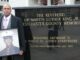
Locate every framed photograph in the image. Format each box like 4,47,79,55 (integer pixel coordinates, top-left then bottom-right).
0,29,20,56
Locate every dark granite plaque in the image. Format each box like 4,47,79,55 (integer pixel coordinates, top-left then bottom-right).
14,6,80,60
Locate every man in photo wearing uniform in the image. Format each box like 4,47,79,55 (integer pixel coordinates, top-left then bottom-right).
0,36,20,56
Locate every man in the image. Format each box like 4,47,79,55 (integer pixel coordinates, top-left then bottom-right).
0,3,25,60
0,36,20,56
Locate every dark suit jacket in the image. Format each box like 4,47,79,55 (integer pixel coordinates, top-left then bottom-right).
0,15,25,52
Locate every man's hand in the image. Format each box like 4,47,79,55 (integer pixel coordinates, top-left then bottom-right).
19,50,24,55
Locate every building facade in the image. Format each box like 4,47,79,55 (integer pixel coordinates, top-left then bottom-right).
0,0,80,8
0,0,80,15
9,0,80,8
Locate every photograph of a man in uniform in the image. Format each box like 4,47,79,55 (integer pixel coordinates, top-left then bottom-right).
0,36,20,56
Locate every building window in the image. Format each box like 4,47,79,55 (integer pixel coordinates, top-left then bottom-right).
37,0,47,5
1,0,9,2
40,0,47,5
51,0,65,5
51,0,58,5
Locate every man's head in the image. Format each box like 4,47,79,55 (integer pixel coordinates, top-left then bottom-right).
2,3,12,17
3,36,13,47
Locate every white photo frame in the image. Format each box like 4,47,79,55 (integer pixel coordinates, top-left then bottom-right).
0,29,20,56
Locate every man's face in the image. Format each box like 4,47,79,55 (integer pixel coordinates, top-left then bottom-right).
2,4,11,17
4,39,13,47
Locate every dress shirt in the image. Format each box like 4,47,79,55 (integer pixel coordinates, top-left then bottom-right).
2,15,11,29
